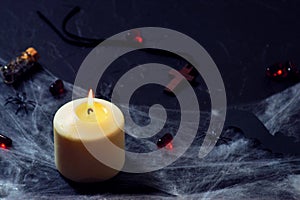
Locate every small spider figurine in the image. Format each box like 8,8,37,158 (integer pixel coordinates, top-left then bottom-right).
5,92,36,115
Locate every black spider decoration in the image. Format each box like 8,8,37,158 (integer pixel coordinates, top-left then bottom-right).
5,92,36,115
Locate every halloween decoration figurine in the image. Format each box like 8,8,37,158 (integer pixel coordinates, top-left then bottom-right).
157,133,173,150
5,92,37,115
0,133,12,149
0,47,39,84
126,29,143,44
49,79,65,96
266,61,299,81
164,64,198,94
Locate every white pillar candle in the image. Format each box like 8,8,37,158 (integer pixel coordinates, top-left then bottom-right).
53,90,125,182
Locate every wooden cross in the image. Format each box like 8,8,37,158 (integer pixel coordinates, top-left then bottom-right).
164,64,197,94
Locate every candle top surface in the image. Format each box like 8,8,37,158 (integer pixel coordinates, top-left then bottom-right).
75,101,109,123
53,98,124,141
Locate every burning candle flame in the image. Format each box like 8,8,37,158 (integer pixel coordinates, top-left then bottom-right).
87,89,94,106
87,89,94,115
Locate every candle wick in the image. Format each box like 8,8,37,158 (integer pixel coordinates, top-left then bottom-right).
87,108,94,115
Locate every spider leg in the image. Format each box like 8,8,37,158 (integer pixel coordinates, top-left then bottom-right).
4,101,12,106
5,97,14,101
25,103,35,111
15,105,22,115
5,100,17,105
6,100,21,106
27,101,37,107
16,93,21,99
24,105,28,115
22,92,27,100
27,100,36,104
4,97,14,105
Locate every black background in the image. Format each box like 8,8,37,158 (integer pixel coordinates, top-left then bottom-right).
1,0,300,106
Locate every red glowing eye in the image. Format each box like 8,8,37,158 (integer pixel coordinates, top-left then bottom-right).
1,143,6,149
134,36,143,43
277,70,283,75
166,142,173,150
157,133,173,149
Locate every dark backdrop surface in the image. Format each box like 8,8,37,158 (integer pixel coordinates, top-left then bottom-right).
0,0,300,105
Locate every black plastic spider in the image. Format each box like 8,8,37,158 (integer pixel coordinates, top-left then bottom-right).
4,92,36,115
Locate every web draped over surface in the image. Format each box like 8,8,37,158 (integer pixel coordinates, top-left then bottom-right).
240,82,300,141
0,69,299,200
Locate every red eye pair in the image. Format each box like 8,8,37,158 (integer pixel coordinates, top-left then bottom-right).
266,61,299,80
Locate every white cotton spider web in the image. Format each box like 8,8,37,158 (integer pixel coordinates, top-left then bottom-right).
0,68,299,199
238,82,300,141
